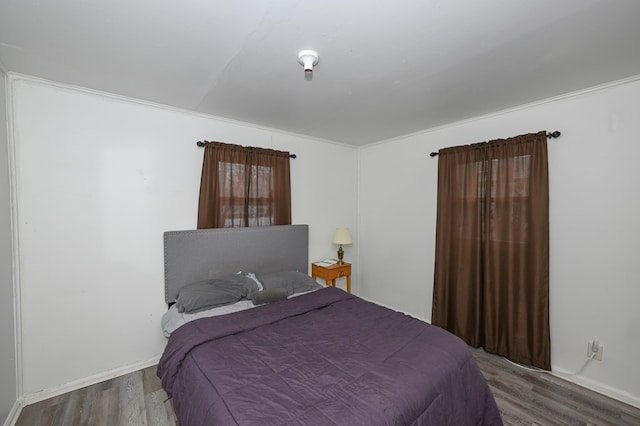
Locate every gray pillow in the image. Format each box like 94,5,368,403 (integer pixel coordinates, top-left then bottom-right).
257,270,322,296
251,288,289,305
176,275,257,314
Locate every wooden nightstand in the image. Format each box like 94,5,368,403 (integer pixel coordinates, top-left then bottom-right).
312,262,352,293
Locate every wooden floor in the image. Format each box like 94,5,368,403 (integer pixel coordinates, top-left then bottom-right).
470,348,640,426
16,366,176,426
16,349,640,425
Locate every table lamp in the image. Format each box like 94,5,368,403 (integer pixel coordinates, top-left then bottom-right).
332,228,352,264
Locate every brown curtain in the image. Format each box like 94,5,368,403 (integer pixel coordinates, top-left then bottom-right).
432,131,550,370
197,141,291,229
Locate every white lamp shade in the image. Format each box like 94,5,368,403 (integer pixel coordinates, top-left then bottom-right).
332,228,352,245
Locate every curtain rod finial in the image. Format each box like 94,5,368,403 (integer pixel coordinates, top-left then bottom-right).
547,131,561,138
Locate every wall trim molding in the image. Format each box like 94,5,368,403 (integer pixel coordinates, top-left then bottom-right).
360,292,640,410
362,73,640,148
21,355,160,406
2,399,22,426
550,368,640,409
5,70,23,404
6,72,355,149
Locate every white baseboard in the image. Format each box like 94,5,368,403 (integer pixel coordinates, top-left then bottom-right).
358,297,640,410
551,368,640,409
3,399,23,426
21,355,161,406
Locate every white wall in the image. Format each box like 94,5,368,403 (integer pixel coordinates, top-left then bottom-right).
358,77,640,405
9,75,358,397
9,70,639,407
0,71,18,423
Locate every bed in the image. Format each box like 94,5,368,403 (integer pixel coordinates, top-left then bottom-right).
157,225,502,425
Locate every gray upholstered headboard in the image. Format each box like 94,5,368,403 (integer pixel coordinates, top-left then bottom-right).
163,224,309,304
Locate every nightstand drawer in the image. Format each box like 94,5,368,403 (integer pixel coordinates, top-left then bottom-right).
321,265,350,280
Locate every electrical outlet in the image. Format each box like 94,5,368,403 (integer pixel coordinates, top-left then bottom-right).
587,340,604,361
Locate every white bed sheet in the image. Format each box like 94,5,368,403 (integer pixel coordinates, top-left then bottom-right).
161,289,320,337
161,300,255,337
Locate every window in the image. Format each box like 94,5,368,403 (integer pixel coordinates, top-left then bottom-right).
432,131,550,370
197,142,291,229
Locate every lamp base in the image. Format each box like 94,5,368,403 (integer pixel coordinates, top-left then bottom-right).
337,245,344,264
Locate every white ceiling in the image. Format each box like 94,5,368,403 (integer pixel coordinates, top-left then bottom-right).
1,0,640,145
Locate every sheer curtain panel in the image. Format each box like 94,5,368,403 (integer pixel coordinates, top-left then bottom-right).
432,131,550,370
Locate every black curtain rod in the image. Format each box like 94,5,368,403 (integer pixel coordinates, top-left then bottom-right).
196,141,296,158
428,130,561,157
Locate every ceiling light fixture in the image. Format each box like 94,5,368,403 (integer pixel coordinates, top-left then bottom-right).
298,50,319,74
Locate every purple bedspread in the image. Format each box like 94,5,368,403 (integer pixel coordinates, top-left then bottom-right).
157,287,502,425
